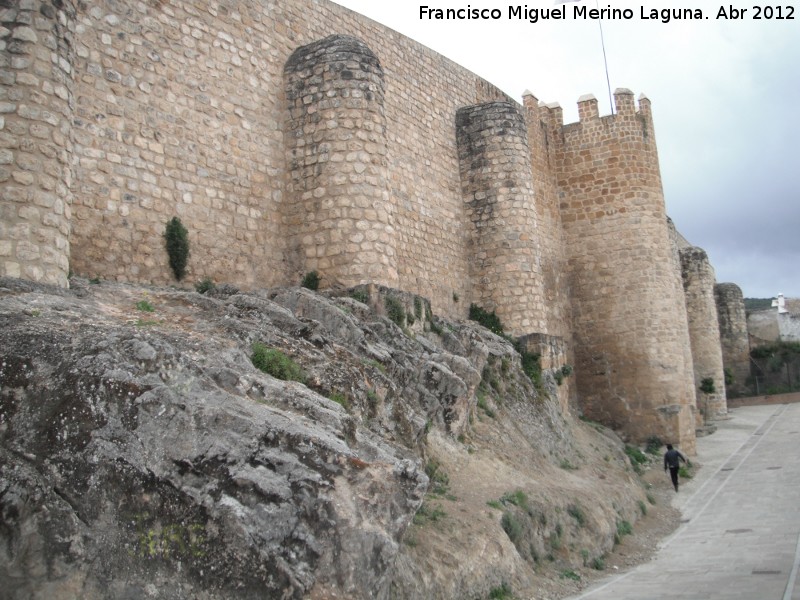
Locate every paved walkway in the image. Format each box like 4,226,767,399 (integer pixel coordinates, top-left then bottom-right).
569,403,800,600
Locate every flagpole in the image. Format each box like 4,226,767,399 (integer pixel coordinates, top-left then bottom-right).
596,0,614,114
557,0,614,115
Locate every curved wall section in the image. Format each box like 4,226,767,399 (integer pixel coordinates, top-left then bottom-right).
456,102,544,335
552,90,697,451
0,0,76,287
284,35,396,288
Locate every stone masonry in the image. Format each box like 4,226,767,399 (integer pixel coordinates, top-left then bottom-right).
715,283,751,397
456,102,545,335
284,35,396,289
0,0,747,450
681,247,727,420
545,90,697,451
0,0,75,288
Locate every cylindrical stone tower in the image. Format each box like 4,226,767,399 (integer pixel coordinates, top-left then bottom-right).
680,246,727,420
283,35,396,289
715,283,751,397
0,0,76,287
456,101,545,336
553,89,697,452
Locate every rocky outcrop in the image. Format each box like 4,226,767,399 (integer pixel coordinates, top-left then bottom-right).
0,277,650,599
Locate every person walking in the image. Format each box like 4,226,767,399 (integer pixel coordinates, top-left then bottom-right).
664,443,687,492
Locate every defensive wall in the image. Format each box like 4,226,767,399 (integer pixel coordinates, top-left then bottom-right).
0,0,751,450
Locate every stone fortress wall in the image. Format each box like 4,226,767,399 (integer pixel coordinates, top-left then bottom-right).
0,0,752,450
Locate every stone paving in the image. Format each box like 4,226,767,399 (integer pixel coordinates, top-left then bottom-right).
569,403,800,600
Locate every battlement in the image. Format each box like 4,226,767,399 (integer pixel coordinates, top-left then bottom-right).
536,88,654,130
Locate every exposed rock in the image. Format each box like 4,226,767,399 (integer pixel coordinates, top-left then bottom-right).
0,278,658,599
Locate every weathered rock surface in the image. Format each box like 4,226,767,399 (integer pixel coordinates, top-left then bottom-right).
0,278,654,599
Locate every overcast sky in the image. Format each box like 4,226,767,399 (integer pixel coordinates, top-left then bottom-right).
332,0,799,299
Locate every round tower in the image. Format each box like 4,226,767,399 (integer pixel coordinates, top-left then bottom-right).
0,0,76,287
681,246,727,420
283,35,396,289
715,283,751,397
456,101,545,335
554,90,697,451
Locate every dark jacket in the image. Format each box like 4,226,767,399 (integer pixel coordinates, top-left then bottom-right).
664,448,686,470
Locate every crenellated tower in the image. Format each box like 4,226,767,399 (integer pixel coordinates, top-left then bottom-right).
544,89,697,451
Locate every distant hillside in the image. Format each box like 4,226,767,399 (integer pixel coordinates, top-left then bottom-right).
745,298,774,312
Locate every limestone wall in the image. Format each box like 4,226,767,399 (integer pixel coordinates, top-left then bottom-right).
550,90,696,451
714,283,751,397
51,0,510,311
680,247,727,420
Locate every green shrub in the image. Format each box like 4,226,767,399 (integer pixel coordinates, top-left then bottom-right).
591,556,606,570
195,277,215,294
363,358,386,374
638,500,648,516
425,461,450,496
501,511,523,543
561,364,573,377
164,216,189,281
136,299,154,312
724,366,734,386
488,582,513,599
385,295,405,326
413,502,446,525
301,270,320,291
625,445,648,465
699,377,716,395
329,392,349,410
501,490,529,509
468,303,505,336
520,350,542,387
567,504,586,527
617,520,633,537
559,569,580,581
645,436,663,455
251,343,304,382
476,391,496,418
350,288,369,304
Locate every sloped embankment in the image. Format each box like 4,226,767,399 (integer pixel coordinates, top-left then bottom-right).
0,277,656,599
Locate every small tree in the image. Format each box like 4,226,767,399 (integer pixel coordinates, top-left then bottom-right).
164,217,189,281
699,377,716,395
301,270,320,291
